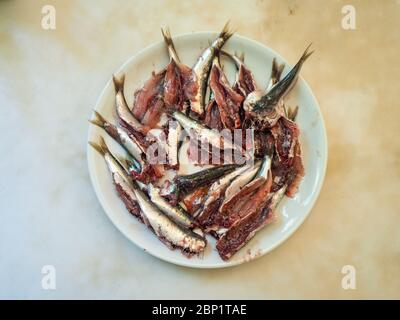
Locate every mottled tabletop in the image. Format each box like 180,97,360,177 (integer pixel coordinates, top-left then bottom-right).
1,0,399,299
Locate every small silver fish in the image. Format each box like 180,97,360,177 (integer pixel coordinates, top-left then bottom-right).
191,21,234,116
132,184,207,255
89,110,144,170
148,184,195,229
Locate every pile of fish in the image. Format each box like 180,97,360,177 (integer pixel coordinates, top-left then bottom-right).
89,22,311,261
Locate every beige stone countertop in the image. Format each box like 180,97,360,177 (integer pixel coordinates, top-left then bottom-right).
0,0,399,299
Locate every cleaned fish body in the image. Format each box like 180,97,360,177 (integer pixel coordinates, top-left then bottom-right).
267,58,285,91
148,184,195,229
216,185,286,260
161,27,198,111
197,164,252,230
221,161,261,207
190,22,233,115
132,184,207,255
209,56,243,129
212,155,272,229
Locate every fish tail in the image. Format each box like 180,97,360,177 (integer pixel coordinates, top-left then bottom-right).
161,26,180,62
89,110,107,129
300,43,314,63
271,58,285,82
88,138,106,156
112,74,125,93
161,26,173,48
219,20,234,42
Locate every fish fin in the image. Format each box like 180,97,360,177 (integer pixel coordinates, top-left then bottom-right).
271,58,285,81
89,110,107,129
298,43,314,64
219,20,234,42
98,136,111,155
112,74,125,93
161,26,180,62
288,105,299,121
161,27,173,48
88,139,106,156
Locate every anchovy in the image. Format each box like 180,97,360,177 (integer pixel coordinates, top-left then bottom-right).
89,137,141,219
131,183,207,255
190,21,234,115
148,184,196,229
171,110,239,152
216,185,286,261
112,74,149,138
89,111,143,170
196,164,252,229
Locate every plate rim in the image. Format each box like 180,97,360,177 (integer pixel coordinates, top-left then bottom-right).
87,31,328,269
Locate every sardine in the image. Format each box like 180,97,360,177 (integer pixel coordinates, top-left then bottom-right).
190,21,234,115
131,183,207,255
148,184,196,229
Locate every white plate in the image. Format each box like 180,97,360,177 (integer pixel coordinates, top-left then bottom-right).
87,32,327,268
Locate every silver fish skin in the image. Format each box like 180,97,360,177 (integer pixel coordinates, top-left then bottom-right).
148,184,195,229
132,184,207,255
112,74,150,140
89,110,145,168
191,22,234,115
171,110,238,151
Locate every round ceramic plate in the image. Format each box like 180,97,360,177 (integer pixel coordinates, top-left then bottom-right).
87,32,327,268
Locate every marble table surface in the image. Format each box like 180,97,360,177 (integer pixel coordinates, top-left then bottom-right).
1,0,399,299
